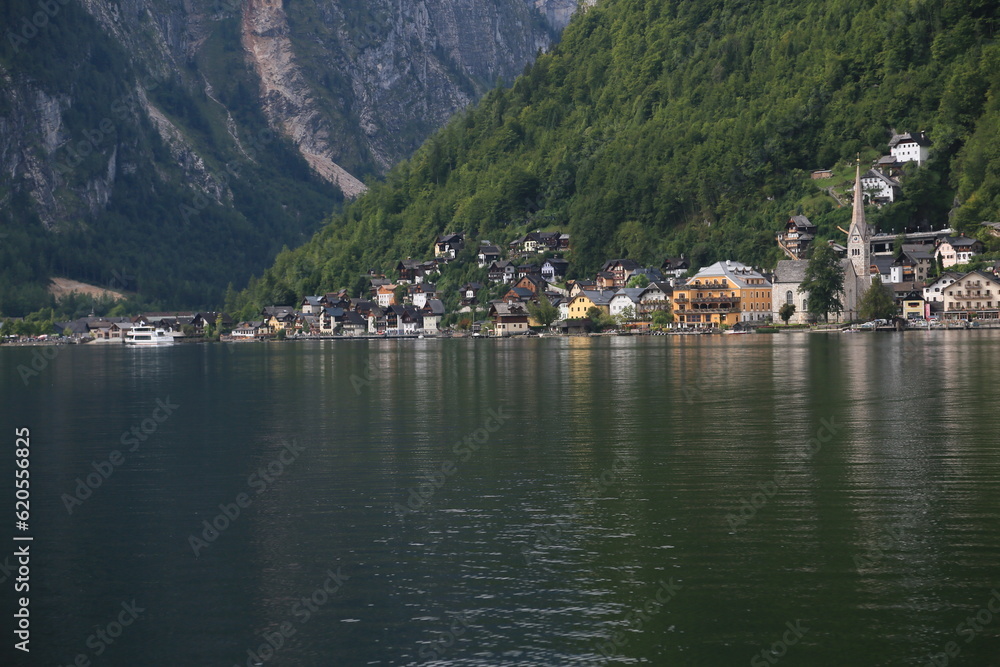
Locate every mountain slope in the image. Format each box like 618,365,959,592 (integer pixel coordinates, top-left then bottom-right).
0,0,569,314
237,0,1000,309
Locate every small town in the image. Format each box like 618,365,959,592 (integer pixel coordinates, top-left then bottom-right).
8,135,1000,344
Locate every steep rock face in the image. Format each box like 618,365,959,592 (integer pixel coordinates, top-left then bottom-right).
242,0,368,195
244,0,558,186
0,0,583,307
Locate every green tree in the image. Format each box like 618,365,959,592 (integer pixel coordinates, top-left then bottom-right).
527,298,559,327
587,306,615,331
799,244,844,322
779,303,796,325
651,310,672,329
626,274,650,288
393,284,407,305
859,275,897,321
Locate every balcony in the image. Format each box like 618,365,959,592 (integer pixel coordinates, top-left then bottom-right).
691,296,739,305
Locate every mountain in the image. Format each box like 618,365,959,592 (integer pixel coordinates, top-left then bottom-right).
235,0,1000,313
0,0,575,314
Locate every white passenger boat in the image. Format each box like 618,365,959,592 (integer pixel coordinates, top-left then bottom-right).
124,325,174,346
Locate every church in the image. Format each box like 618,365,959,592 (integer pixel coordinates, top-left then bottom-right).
772,163,872,323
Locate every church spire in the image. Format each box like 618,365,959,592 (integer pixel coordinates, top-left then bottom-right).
850,156,867,239
847,154,871,282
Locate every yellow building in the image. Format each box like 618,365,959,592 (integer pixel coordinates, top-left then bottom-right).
674,260,772,328
566,290,614,319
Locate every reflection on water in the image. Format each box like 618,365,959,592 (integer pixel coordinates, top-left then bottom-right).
2,332,999,666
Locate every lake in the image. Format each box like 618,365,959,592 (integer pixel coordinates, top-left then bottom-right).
2,332,999,666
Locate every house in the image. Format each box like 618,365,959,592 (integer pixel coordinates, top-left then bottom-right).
770,260,811,324
674,260,772,328
872,256,894,283
639,282,673,316
109,322,134,340
899,244,934,284
459,282,484,307
513,274,547,295
595,271,617,290
554,318,593,334
191,312,233,333
516,264,541,280
420,300,446,331
318,307,345,334
502,286,535,304
923,272,962,311
889,131,931,165
300,296,324,314
509,231,567,257
341,311,368,336
861,169,901,205
488,260,516,283
935,235,984,268
477,245,502,268
567,280,596,297
397,259,424,283
627,267,664,284
434,233,465,259
387,304,423,334
409,283,438,308
261,306,296,332
232,321,266,339
776,215,817,260
609,288,645,319
489,302,530,336
296,313,320,334
660,257,690,277
541,258,569,283
941,271,1000,320
897,288,926,319
566,290,615,319
600,259,643,288
811,169,833,179
376,285,398,308
553,297,570,321
136,312,195,332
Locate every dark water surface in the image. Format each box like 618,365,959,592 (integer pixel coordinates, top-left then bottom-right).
2,333,999,666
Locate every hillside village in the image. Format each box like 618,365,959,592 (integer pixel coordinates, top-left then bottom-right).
8,134,1000,342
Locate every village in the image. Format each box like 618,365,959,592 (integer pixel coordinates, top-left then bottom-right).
10,134,1000,343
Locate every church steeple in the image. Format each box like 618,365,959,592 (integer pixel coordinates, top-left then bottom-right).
847,158,871,280
849,159,868,239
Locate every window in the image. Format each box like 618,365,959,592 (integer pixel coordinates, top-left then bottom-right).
786,291,793,305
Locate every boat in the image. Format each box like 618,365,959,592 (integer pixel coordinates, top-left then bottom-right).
125,325,174,346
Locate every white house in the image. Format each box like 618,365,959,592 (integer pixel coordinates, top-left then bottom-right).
889,131,931,165
935,236,984,268
861,169,900,204
941,271,1000,320
609,288,644,319
923,273,961,307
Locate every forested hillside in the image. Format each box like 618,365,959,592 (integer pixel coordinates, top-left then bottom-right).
236,0,1000,309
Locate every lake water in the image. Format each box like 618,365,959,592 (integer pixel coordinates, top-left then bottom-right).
2,333,1000,666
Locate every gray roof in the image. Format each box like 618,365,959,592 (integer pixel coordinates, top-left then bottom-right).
424,299,446,315
580,289,617,306
889,131,931,148
612,287,646,304
942,235,980,248
691,260,773,288
773,260,808,284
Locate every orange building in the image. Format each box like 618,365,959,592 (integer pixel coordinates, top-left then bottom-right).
673,260,772,328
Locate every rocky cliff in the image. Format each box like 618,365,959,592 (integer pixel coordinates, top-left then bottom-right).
0,0,581,309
